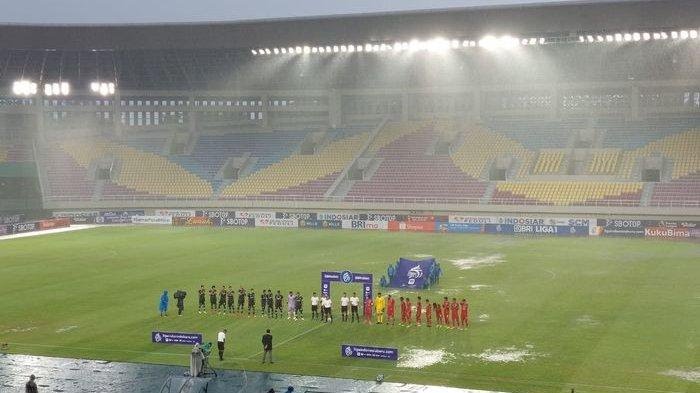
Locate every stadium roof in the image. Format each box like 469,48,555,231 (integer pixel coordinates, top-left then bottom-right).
0,0,696,50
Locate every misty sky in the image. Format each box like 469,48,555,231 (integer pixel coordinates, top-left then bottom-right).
0,0,612,25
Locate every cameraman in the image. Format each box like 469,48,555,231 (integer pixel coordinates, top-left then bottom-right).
174,290,187,316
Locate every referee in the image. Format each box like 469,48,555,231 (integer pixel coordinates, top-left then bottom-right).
217,328,227,361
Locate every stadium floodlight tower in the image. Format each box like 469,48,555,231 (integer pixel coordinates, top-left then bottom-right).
43,82,70,97
90,82,116,96
12,80,38,97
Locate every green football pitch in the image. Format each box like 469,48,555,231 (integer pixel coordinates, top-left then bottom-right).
1,226,698,393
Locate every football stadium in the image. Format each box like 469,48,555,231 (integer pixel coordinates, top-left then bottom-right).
0,1,699,392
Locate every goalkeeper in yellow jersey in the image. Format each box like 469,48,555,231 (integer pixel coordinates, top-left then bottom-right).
374,292,386,324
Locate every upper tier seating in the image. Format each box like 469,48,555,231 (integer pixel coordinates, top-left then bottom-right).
347,122,488,200
451,126,534,179
588,150,620,175
0,142,33,163
62,139,212,198
221,132,369,197
493,181,643,206
533,151,565,174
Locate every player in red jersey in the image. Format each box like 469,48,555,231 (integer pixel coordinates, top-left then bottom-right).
442,297,451,326
425,299,432,327
434,302,443,325
399,297,406,324
386,295,396,325
415,296,423,326
404,297,412,326
363,296,373,324
460,298,469,328
450,298,460,328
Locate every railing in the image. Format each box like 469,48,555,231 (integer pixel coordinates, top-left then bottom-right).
41,194,700,208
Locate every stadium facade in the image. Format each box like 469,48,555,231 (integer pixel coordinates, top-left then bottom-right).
0,0,699,218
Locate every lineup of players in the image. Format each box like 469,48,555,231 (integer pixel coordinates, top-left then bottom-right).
197,285,469,328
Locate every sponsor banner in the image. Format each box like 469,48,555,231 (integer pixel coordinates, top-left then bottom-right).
0,224,9,235
449,215,498,224
38,218,70,230
101,210,145,218
196,210,234,219
399,220,435,232
645,220,699,229
276,212,317,220
154,209,195,218
151,331,202,345
70,216,95,224
53,210,100,218
644,227,691,239
319,220,342,229
183,216,213,226
235,211,274,219
95,216,132,224
0,214,24,224
341,344,398,361
255,218,298,228
596,219,645,237
218,217,255,227
318,212,363,221
484,224,515,234
298,219,321,229
366,213,407,222
692,228,700,238
512,224,589,236
132,216,173,225
341,220,389,230
407,215,447,222
441,222,483,233
12,221,39,233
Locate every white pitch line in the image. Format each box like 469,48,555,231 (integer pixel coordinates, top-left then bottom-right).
247,323,326,358
543,269,557,279
0,224,99,241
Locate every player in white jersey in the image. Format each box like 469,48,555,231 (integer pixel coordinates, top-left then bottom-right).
310,292,320,320
322,296,333,323
349,292,360,323
340,292,350,322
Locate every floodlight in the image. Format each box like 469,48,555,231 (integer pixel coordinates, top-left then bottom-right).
596,35,604,42
356,45,363,52
365,44,373,52
90,82,100,92
451,39,460,49
614,33,623,42
587,35,594,43
373,44,380,52
379,43,387,52
680,30,689,39
690,30,698,39
99,83,108,96
258,48,265,55
108,83,115,95
521,39,529,45
462,40,470,47
295,46,302,54
318,47,325,53
303,46,310,54
579,36,585,43
348,44,355,52
478,35,498,50
642,32,651,41
652,32,661,40
60,82,70,95
529,38,537,45
409,40,420,51
632,32,640,41
660,32,668,40
281,48,287,54
340,45,347,52
332,45,339,53
670,31,678,39
624,33,632,41
325,46,332,53
264,48,271,55
402,42,409,50
606,35,614,42
538,37,546,44
288,47,294,53
273,48,280,54
311,47,318,53
44,84,53,96
251,49,257,55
